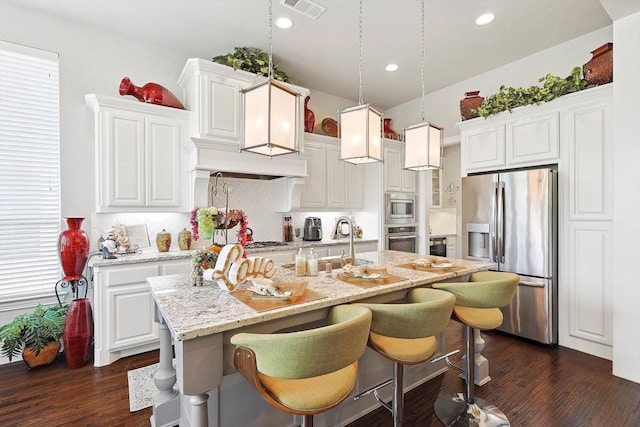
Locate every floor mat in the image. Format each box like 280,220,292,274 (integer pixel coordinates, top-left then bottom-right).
127,363,158,412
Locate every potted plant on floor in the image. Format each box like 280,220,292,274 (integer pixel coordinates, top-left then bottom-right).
0,304,68,369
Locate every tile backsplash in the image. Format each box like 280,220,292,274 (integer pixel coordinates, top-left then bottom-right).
91,177,379,252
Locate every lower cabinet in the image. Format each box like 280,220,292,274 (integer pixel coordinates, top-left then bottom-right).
91,258,191,367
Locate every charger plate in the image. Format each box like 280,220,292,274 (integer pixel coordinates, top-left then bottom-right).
396,262,465,274
231,288,326,312
336,268,408,288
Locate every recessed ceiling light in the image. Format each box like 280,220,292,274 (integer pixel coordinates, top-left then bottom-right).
275,17,294,29
385,64,399,72
475,13,495,26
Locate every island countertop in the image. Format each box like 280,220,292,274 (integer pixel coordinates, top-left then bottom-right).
148,250,491,342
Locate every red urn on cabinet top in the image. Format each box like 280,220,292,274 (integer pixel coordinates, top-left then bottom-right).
119,76,185,109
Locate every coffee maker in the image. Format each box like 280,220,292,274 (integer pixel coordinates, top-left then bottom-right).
303,217,322,241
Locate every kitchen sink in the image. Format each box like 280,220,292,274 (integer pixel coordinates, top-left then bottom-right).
281,256,372,271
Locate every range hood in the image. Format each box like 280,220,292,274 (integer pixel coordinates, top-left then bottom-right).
187,137,308,209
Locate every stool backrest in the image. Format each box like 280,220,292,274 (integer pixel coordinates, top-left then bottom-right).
356,288,455,339
433,272,520,308
230,304,372,379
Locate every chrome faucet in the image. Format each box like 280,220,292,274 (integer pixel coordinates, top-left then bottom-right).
332,216,355,263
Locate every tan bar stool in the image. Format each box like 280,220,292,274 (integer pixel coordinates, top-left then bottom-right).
432,271,519,427
353,288,456,426
230,304,372,427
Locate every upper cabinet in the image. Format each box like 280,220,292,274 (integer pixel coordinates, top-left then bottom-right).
85,94,190,213
178,59,310,148
431,168,442,208
383,139,416,193
460,109,559,176
301,134,363,210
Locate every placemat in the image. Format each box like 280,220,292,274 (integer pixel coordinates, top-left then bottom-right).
336,268,408,288
396,262,466,274
231,288,327,312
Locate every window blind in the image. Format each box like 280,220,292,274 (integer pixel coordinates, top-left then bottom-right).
0,41,61,302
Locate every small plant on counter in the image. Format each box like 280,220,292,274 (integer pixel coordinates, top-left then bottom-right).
0,304,68,363
474,67,589,118
212,47,294,83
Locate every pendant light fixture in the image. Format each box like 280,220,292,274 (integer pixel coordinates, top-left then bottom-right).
240,0,300,157
338,0,383,165
404,0,443,171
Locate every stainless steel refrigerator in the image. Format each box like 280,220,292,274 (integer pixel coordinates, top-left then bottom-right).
462,167,557,344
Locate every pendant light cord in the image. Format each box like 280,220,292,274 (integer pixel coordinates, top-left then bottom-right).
358,0,364,106
420,0,425,121
268,0,274,80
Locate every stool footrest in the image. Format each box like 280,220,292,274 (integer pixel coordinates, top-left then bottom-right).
353,378,392,401
431,349,464,374
434,393,510,427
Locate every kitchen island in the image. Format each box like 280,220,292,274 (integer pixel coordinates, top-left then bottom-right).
148,250,491,427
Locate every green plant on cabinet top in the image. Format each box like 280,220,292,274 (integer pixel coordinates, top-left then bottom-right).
0,304,68,361
212,47,294,83
474,67,589,118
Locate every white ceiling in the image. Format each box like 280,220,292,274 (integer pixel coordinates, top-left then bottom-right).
8,0,613,110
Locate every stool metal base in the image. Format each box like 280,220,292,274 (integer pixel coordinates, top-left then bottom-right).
434,393,509,427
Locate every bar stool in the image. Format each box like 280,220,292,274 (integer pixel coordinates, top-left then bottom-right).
230,304,372,427
431,271,519,427
353,288,456,426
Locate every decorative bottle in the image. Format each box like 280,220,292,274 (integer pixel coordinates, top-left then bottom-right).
460,91,485,120
156,229,171,252
295,248,307,276
178,228,192,250
306,248,318,276
58,217,89,282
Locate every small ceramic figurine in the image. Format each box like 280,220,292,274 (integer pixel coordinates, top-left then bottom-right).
101,230,119,259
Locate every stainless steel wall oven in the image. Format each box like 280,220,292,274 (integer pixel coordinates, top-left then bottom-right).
385,226,417,253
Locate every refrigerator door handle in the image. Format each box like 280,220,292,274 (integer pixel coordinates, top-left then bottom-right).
491,181,499,263
497,180,505,263
520,280,546,288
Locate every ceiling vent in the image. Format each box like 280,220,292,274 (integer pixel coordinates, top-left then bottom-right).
280,0,326,20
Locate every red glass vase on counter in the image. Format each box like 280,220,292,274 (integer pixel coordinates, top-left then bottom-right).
58,217,89,282
63,298,94,369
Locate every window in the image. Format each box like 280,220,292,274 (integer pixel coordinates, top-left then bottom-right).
0,41,61,303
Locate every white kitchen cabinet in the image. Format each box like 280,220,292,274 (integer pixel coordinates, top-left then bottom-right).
445,235,457,259
431,169,442,208
85,94,190,213
301,135,363,210
91,257,191,366
383,139,416,193
460,106,559,176
178,58,309,148
558,85,613,359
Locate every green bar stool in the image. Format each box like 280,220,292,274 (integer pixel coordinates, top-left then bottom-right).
353,288,456,427
432,271,519,427
230,304,372,427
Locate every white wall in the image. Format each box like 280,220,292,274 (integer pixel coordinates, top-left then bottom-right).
612,11,640,384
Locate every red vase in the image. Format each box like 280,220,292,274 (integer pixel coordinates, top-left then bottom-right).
119,76,185,109
58,218,89,282
304,96,315,133
583,43,613,86
460,91,485,120
63,298,94,369
383,118,398,140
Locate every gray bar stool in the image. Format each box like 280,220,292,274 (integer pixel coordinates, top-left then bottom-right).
230,304,372,427
432,271,519,427
354,288,456,426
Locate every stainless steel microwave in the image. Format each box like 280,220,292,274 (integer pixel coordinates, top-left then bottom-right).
385,193,416,224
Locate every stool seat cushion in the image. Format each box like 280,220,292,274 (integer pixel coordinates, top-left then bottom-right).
453,306,503,330
259,362,358,412
369,332,438,364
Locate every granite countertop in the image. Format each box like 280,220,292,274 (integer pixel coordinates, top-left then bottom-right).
89,238,379,267
148,250,491,341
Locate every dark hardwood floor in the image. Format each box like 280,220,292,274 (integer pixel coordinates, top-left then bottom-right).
1,322,639,426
